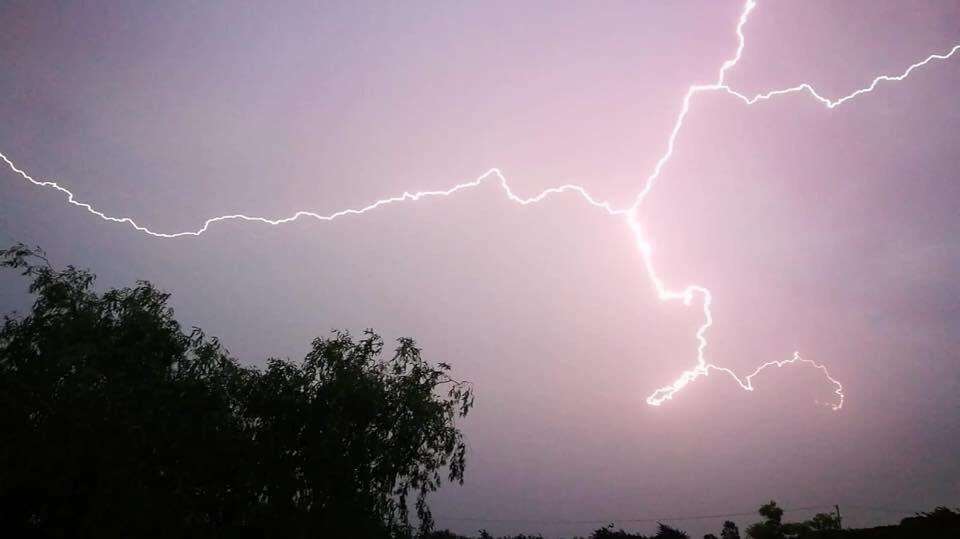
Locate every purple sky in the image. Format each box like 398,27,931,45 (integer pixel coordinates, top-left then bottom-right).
1,1,959,536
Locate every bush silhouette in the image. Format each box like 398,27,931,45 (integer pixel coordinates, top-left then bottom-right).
0,244,472,538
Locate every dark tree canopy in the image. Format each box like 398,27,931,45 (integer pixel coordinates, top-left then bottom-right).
654,523,690,539
721,521,741,539
743,501,845,539
586,523,689,539
746,501,785,539
0,244,472,538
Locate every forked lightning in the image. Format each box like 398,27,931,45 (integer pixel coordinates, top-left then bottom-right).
4,0,958,409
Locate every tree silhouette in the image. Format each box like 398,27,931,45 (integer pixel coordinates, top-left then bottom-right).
0,244,472,538
585,522,690,539
654,523,689,538
779,511,841,537
900,507,960,536
758,502,784,525
746,501,785,539
590,524,650,538
244,329,473,536
745,502,845,539
721,520,741,539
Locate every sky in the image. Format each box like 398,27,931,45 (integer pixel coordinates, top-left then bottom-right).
1,1,959,536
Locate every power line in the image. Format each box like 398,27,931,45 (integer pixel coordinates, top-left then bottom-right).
843,505,925,515
435,504,845,526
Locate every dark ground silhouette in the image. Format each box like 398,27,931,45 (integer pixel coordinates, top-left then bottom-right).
427,504,959,539
1,244,955,539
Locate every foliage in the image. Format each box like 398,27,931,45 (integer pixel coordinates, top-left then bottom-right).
584,522,689,539
727,501,959,539
423,508,960,539
427,531,542,539
745,501,843,539
0,244,472,538
654,523,690,539
590,526,651,539
746,500,785,539
898,507,960,537
721,520,741,539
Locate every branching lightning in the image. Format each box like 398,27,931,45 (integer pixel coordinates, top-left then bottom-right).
2,0,957,410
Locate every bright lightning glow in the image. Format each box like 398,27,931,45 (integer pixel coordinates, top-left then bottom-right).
2,0,958,410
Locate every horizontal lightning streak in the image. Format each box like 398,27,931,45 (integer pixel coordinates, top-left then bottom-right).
2,0,957,409
0,156,627,238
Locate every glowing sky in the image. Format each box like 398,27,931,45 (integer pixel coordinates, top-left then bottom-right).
1,1,959,536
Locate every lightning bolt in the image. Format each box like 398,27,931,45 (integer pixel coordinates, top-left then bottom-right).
2,0,957,410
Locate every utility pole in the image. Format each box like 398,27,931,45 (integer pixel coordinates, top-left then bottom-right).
834,505,842,529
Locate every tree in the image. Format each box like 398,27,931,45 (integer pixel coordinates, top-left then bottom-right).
243,330,473,537
0,244,472,538
778,512,841,538
804,512,840,532
590,525,650,538
744,503,844,539
721,521,741,539
900,507,960,536
758,502,784,525
746,501,785,539
654,523,690,538
0,244,252,537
